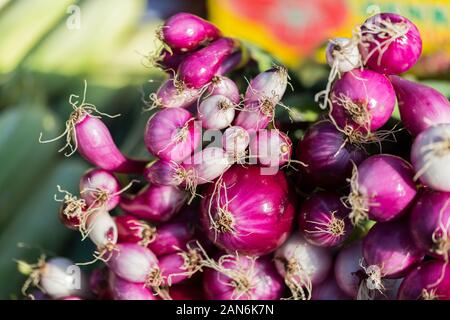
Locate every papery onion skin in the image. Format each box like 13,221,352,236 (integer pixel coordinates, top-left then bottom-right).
203,255,284,300
107,243,159,283
79,168,120,211
326,37,360,73
75,114,146,174
108,272,158,300
363,220,424,278
274,233,333,286
311,275,352,300
389,76,450,136
409,189,450,261
200,165,295,256
144,108,201,163
334,242,364,299
207,76,240,104
298,192,351,247
411,124,450,192
152,79,201,109
329,69,395,133
249,129,292,167
352,154,417,222
296,121,366,189
178,37,239,89
359,13,422,75
397,260,450,300
120,184,187,223
161,12,221,52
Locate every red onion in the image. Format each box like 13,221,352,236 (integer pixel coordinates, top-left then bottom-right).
329,69,395,134
159,246,203,286
148,78,201,109
296,121,366,189
207,76,240,104
153,49,188,72
411,124,450,192
234,66,289,131
120,184,187,223
143,159,186,187
359,13,422,75
334,242,364,299
347,154,417,225
144,108,201,163
79,168,120,211
169,279,205,300
55,186,87,231
182,147,232,186
160,12,221,52
298,192,351,247
217,50,246,76
361,220,424,298
86,209,118,251
200,165,295,256
203,254,284,300
108,272,158,300
222,126,249,162
398,260,450,300
409,189,450,261
89,267,110,299
249,129,292,167
389,76,450,136
274,234,333,300
178,37,239,89
115,215,156,247
148,220,195,256
198,95,235,130
311,275,352,300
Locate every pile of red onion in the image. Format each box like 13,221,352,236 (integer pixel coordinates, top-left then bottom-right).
25,12,450,300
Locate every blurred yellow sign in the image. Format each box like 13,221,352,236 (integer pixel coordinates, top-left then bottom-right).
208,0,450,75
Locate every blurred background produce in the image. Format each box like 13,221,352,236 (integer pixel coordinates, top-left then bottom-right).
0,0,449,299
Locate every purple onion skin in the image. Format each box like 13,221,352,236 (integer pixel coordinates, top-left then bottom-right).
296,121,366,189
178,37,239,89
334,242,364,299
217,51,244,76
148,220,195,256
157,49,189,71
162,13,221,52
360,13,422,75
200,165,295,256
390,76,450,136
144,108,201,163
330,69,396,133
153,78,201,109
120,184,187,223
398,260,450,300
311,275,352,300
203,255,284,300
115,215,152,245
363,220,424,278
249,129,292,167
108,273,158,300
159,253,190,286
79,168,120,211
143,159,183,186
409,190,450,261
355,154,417,222
75,114,146,174
107,243,159,283
207,76,240,104
298,192,351,247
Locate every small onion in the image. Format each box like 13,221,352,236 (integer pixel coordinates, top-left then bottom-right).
411,124,450,192
329,69,395,133
149,78,201,109
203,254,284,300
397,260,450,300
296,121,366,189
298,192,351,247
249,129,292,167
120,184,187,223
359,13,422,75
311,275,352,300
389,76,450,136
222,126,249,162
197,95,235,130
409,189,450,261
86,209,118,250
207,76,240,104
143,159,185,187
144,108,201,163
79,168,120,211
326,37,361,73
159,247,203,286
108,272,158,300
148,220,195,256
200,165,295,256
347,154,417,224
115,215,156,247
334,242,364,299
274,234,333,300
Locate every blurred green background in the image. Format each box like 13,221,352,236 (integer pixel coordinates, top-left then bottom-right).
0,0,449,299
